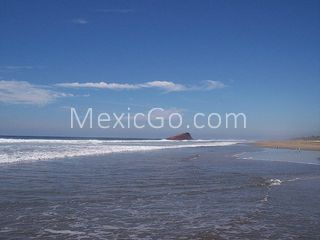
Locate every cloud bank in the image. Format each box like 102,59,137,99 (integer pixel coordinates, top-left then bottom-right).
56,80,226,92
0,80,71,105
0,79,226,106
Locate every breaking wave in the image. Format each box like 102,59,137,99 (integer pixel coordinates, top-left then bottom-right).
0,138,240,163
266,178,282,186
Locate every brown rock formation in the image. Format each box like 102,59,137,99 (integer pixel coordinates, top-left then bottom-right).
166,132,193,140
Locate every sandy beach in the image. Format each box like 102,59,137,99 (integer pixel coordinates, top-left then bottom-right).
255,140,320,151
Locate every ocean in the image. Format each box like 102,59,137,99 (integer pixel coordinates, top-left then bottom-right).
0,137,319,239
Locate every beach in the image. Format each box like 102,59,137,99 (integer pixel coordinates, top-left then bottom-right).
255,140,320,151
0,138,320,239
1,0,319,239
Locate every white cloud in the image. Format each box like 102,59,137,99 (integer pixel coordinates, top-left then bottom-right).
56,80,226,92
0,80,72,105
141,81,186,92
56,81,184,92
56,82,140,90
205,80,226,89
72,18,88,24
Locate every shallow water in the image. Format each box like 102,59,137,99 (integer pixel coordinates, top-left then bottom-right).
0,141,319,239
235,148,320,165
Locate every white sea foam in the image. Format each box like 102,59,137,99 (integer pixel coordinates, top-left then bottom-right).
44,229,85,235
0,138,239,163
266,178,282,186
0,138,245,144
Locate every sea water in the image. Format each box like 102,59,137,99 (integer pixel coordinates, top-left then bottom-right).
0,138,319,239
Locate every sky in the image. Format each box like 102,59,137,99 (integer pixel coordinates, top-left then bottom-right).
0,0,319,139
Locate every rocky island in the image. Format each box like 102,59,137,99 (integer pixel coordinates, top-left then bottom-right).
166,132,193,140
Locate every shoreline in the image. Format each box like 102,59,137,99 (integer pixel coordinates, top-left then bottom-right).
255,140,320,151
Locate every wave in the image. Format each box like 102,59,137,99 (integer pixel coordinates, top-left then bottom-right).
0,138,246,144
266,178,282,186
44,229,85,236
0,139,240,163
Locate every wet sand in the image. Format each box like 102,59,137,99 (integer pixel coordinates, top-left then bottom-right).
255,140,320,151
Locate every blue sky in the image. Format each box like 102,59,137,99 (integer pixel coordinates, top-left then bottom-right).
0,0,319,139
